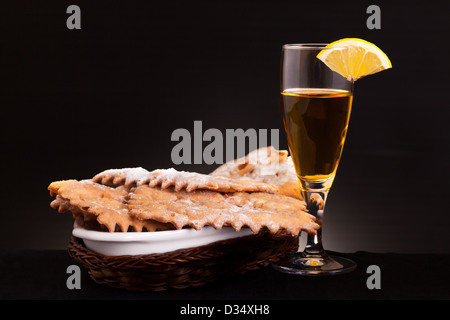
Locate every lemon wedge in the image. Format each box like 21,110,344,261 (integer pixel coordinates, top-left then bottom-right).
317,38,392,82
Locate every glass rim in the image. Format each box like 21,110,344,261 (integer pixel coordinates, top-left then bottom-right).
283,43,346,50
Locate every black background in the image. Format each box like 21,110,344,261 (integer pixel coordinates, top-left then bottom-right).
1,0,449,253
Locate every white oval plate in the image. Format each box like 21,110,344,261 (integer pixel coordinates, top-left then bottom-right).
72,225,254,256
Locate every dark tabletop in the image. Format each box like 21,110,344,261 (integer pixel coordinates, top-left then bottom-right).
1,249,449,302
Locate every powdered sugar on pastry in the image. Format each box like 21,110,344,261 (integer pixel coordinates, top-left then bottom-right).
93,167,277,194
92,167,151,187
139,168,277,194
210,146,302,199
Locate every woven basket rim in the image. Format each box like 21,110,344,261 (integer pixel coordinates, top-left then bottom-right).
67,232,299,291
70,229,294,259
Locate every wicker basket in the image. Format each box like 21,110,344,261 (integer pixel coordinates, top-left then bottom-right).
68,231,299,291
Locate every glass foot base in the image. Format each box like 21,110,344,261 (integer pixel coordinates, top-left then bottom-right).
272,252,357,276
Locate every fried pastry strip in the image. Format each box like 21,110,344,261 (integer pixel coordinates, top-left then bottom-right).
128,185,319,236
93,167,277,194
48,179,174,232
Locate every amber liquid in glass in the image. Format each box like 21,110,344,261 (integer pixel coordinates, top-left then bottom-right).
281,88,353,187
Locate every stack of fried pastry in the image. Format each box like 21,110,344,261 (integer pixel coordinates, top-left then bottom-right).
48,147,319,236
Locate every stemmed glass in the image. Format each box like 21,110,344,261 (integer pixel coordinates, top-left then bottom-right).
272,44,357,275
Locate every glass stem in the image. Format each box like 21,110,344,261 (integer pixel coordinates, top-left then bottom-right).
301,184,330,258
